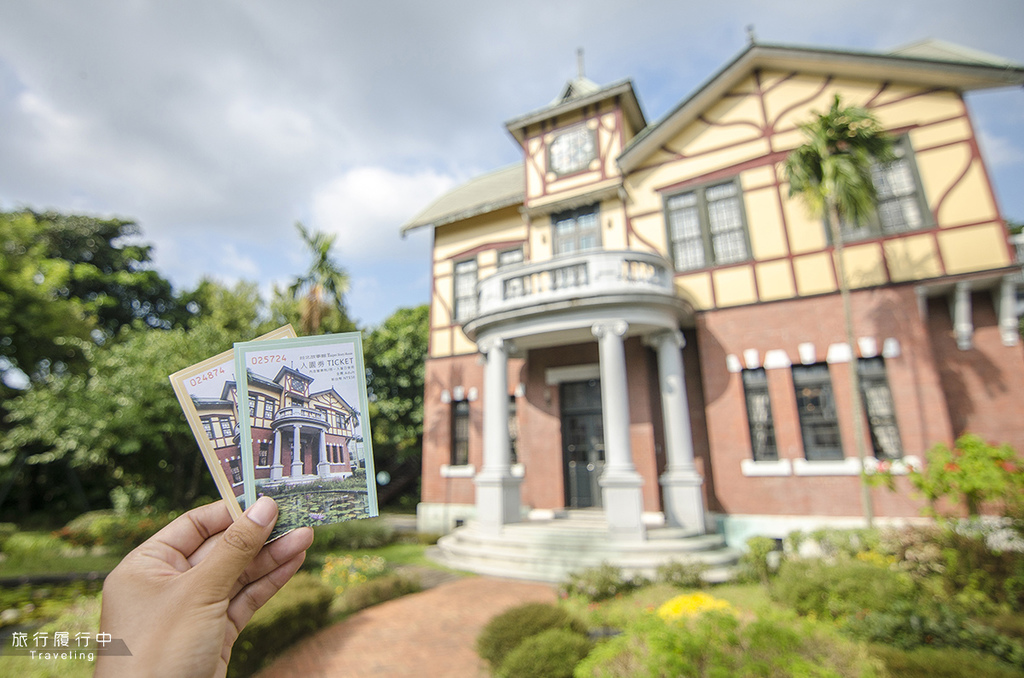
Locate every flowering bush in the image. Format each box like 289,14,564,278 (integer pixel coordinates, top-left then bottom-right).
559,563,649,602
319,554,388,595
656,592,735,621
872,434,1024,518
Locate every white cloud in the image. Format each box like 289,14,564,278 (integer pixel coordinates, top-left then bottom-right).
311,166,457,260
977,129,1024,169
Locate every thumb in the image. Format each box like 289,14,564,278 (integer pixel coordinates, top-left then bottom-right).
193,496,278,598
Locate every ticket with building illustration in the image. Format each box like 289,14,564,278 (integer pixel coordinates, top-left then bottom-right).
168,325,297,519
233,332,378,539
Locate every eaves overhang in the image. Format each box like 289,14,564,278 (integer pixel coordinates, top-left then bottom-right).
618,42,1024,175
505,79,647,145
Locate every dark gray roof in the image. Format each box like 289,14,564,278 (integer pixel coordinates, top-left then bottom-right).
401,163,523,234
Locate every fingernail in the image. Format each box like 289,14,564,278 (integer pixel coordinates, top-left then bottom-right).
247,496,277,527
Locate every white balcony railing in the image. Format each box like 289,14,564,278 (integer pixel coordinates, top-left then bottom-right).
274,406,327,424
475,250,675,318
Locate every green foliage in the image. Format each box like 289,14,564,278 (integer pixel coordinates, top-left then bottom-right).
310,517,396,552
909,434,1024,517
0,581,103,630
228,572,333,678
737,535,779,583
0,594,101,678
336,572,422,616
0,210,95,384
287,222,354,335
870,644,1024,678
55,509,174,555
3,320,241,514
575,608,883,678
559,563,650,602
784,95,895,226
498,628,591,678
771,557,915,620
476,602,587,670
845,600,1024,669
320,554,388,595
654,558,708,588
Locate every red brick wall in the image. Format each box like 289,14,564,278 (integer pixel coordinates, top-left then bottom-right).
697,286,955,518
927,292,1024,451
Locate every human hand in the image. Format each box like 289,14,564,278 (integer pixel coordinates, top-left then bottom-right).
94,497,314,678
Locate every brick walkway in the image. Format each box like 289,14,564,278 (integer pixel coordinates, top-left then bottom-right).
255,575,558,678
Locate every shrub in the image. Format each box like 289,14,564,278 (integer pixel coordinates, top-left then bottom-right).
228,572,333,678
56,509,174,554
771,557,915,620
477,602,587,670
497,628,591,678
0,523,17,550
737,535,779,583
0,594,101,678
320,554,388,595
654,559,707,588
845,600,1024,669
336,572,421,615
310,518,396,552
870,645,1024,678
559,563,649,602
575,608,882,678
910,434,1023,517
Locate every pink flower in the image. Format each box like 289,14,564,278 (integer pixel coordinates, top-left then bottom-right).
944,463,960,473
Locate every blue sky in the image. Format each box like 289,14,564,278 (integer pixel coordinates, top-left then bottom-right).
0,1,1022,327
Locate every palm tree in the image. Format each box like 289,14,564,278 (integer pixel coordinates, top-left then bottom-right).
289,221,350,335
784,95,895,528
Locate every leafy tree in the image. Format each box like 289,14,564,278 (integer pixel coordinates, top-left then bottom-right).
0,212,95,388
0,318,255,518
785,95,895,528
178,278,269,335
289,222,353,335
364,305,429,462
29,210,182,332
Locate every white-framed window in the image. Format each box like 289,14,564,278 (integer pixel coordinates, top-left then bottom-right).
792,363,843,461
858,357,903,460
451,400,470,466
453,258,478,323
742,368,778,462
665,178,750,272
498,247,524,268
837,136,929,241
552,205,600,256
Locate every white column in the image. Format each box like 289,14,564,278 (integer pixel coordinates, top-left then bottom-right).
473,336,522,534
317,428,330,477
290,425,303,477
592,321,645,541
271,428,283,480
647,330,706,534
953,282,973,350
997,276,1020,346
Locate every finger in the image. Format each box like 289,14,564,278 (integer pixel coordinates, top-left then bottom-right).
145,500,234,562
225,550,307,641
190,496,278,599
228,527,314,599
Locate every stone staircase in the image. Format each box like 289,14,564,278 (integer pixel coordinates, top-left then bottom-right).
428,510,741,584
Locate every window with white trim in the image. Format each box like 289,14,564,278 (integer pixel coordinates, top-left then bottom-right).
838,136,928,241
792,363,843,461
665,178,750,272
552,206,600,256
451,400,470,466
498,247,524,268
858,357,903,460
453,259,478,323
742,368,778,462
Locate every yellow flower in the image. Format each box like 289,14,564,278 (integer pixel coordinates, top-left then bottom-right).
657,593,735,621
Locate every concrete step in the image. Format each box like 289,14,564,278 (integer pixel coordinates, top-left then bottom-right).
429,519,741,584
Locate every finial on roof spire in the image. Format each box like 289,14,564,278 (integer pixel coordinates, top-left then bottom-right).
577,47,585,79
746,25,757,45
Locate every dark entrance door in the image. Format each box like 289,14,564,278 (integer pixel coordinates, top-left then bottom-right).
560,379,604,508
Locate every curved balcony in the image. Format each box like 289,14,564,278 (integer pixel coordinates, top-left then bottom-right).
464,250,690,346
272,406,328,428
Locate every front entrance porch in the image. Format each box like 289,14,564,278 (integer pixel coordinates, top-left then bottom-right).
430,510,739,583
